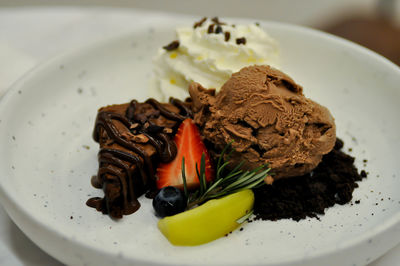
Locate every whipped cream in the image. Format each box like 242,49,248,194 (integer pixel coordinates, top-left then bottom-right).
151,18,280,101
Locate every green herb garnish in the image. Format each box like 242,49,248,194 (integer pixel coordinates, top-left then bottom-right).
182,142,271,208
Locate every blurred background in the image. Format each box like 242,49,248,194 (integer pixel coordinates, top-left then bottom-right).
1,0,399,94
0,0,399,265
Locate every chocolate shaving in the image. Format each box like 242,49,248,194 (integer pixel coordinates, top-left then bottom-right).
211,17,226,25
224,31,231,41
215,25,223,34
163,40,180,51
207,24,214,34
193,17,207,28
236,37,247,45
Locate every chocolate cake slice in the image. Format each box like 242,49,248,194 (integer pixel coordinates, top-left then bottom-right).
87,98,192,218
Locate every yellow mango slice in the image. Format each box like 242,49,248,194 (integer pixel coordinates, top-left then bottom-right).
157,189,254,246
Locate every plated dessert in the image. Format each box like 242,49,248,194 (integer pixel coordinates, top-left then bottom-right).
87,18,366,246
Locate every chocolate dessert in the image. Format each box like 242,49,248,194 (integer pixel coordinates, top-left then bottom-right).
86,98,192,218
87,66,365,226
84,17,372,247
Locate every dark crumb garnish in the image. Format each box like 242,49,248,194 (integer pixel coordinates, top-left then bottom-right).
215,25,223,34
255,22,260,26
355,200,361,204
334,138,343,149
194,17,207,28
224,31,231,41
253,138,367,222
236,37,247,45
360,170,367,178
163,40,180,51
207,24,215,34
211,17,226,25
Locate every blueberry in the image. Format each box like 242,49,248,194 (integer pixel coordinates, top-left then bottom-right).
153,186,187,217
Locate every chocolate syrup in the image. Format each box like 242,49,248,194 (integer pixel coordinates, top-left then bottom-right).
87,98,191,218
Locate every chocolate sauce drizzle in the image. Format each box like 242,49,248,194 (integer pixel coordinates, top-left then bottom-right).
87,98,192,218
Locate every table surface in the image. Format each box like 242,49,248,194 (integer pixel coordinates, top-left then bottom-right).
0,6,399,266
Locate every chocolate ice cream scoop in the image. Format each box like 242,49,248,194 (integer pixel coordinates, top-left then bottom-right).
190,65,336,179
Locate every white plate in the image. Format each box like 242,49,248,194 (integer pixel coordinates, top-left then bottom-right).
0,18,399,266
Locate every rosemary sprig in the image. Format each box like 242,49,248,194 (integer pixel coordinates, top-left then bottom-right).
236,210,253,224
181,157,188,198
182,142,271,208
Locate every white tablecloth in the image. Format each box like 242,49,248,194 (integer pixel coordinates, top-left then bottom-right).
0,6,399,266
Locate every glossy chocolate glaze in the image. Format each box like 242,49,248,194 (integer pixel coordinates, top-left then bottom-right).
87,98,191,218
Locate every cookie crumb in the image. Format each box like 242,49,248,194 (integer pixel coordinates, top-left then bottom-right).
253,138,366,221
360,170,367,178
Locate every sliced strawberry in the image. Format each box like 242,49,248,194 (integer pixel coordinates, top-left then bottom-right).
156,118,214,190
